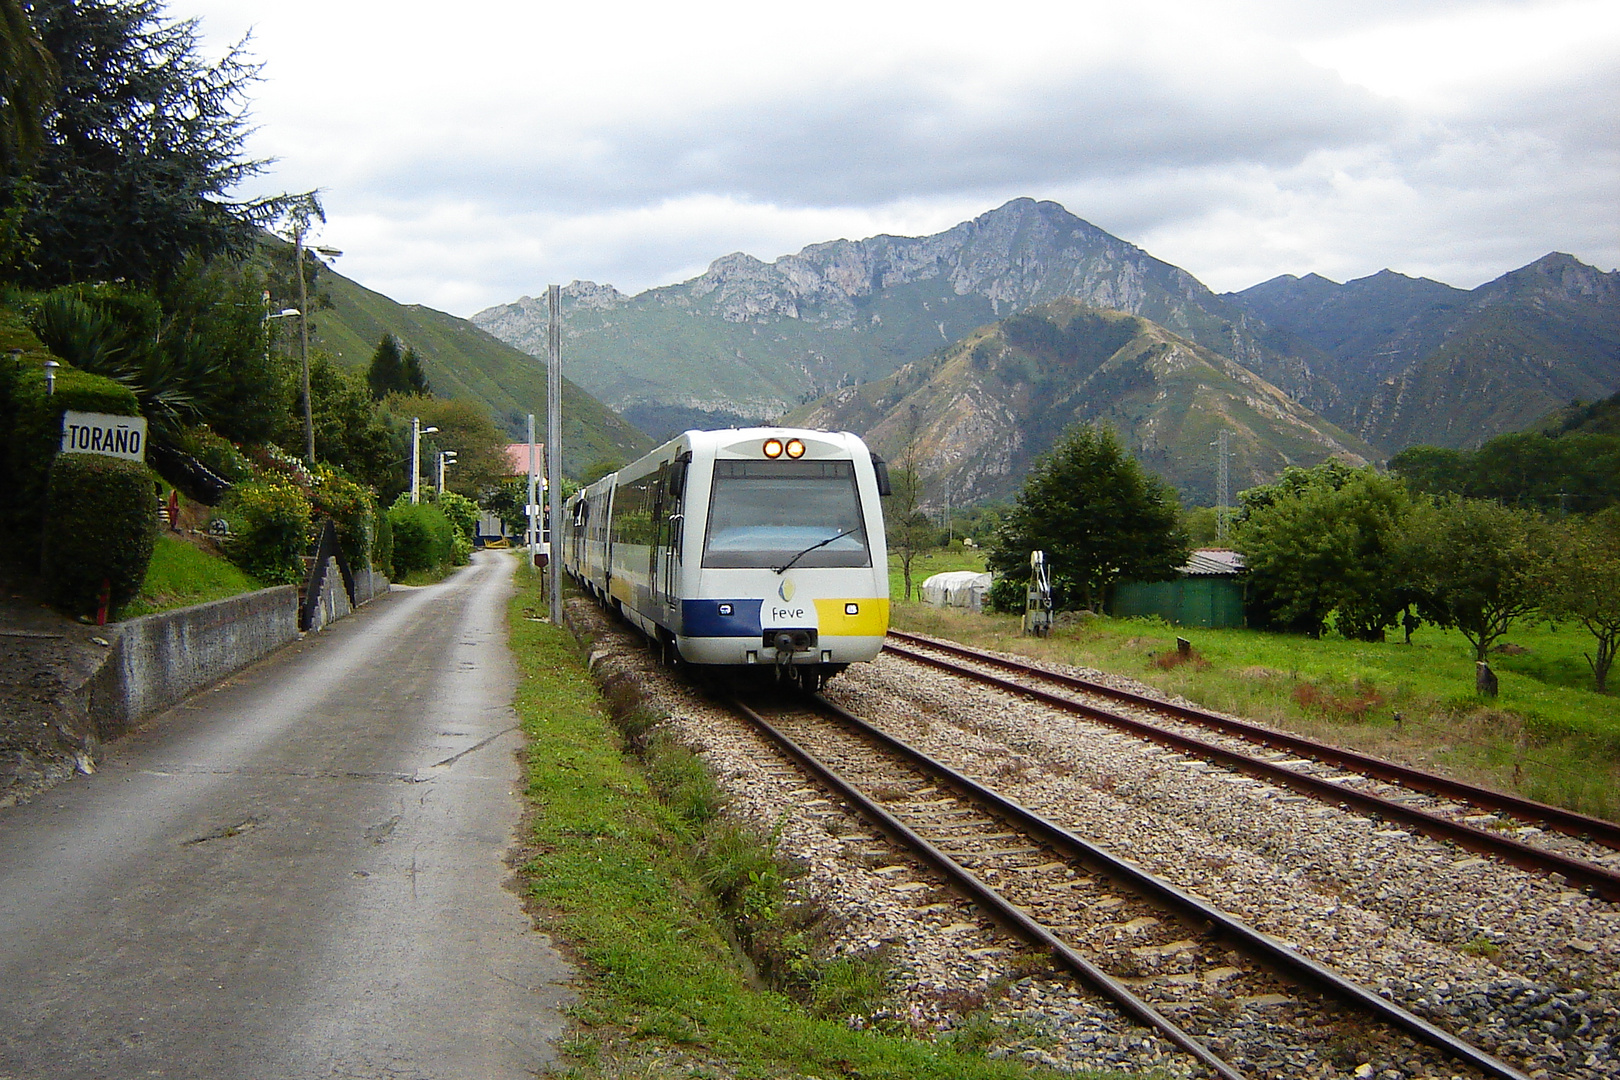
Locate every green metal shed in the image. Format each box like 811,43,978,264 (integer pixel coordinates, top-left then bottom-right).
1110,550,1246,628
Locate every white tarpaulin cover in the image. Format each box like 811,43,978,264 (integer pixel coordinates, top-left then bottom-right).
920,570,992,612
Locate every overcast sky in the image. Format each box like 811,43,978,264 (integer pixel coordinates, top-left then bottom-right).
175,0,1619,318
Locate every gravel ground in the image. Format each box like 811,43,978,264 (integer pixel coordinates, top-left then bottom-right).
573,603,1619,1078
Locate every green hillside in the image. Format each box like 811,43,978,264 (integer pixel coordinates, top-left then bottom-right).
294,254,650,475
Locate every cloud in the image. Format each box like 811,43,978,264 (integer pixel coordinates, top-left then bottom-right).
169,0,1617,314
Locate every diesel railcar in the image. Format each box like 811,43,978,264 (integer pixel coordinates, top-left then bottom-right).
560,428,891,688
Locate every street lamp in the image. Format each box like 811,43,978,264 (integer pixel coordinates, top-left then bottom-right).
411,419,439,504
291,224,342,465
42,359,59,396
437,450,458,496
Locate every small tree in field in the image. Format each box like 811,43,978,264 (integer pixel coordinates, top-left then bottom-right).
886,465,935,601
989,424,1186,612
1542,510,1620,692
1409,497,1551,662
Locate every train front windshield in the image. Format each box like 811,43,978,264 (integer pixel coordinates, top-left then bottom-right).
702,459,871,569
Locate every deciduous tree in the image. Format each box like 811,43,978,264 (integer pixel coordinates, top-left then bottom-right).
1235,466,1415,639
1408,498,1551,662
1541,509,1620,692
384,393,508,498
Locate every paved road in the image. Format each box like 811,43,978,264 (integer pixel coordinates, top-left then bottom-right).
0,551,572,1079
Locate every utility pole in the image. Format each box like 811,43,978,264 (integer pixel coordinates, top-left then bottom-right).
290,223,341,465
294,224,314,464
547,284,564,625
526,413,539,565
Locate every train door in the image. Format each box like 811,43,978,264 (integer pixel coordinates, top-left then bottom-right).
651,453,689,614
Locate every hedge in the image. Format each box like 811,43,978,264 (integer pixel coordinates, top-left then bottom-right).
41,453,158,616
0,312,140,567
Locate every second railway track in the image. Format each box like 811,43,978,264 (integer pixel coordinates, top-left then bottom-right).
885,628,1620,901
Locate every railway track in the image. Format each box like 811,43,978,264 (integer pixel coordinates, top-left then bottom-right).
727,690,1530,1080
885,629,1620,901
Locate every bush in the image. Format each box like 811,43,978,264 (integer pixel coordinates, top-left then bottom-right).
309,468,377,570
0,318,141,566
437,489,478,540
373,505,393,580
41,453,158,616
222,479,312,584
172,424,253,483
388,499,454,577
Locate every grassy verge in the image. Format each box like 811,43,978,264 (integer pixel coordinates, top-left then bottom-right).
396,561,463,586
890,600,1620,821
506,563,1130,1080
119,534,261,619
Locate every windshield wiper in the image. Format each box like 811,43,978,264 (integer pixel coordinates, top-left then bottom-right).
774,528,859,575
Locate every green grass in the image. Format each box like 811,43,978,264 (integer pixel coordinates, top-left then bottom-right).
890,600,1620,821
119,535,261,619
505,562,1134,1080
396,563,461,587
889,544,990,601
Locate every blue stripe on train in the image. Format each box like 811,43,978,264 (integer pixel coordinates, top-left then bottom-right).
680,599,763,638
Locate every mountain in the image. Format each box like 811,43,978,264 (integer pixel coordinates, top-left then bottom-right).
295,254,651,475
472,198,1337,429
1226,254,1620,451
782,299,1374,507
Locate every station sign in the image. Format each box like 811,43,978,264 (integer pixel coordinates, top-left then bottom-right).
60,411,148,461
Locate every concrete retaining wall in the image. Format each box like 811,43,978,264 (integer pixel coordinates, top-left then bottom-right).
88,586,299,740
352,567,389,606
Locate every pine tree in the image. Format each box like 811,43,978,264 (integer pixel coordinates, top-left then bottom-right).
5,0,301,287
400,346,430,395
367,333,405,400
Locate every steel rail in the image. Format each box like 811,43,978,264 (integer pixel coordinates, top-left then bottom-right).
799,692,1532,1080
888,628,1620,851
726,696,1251,1080
886,634,1620,901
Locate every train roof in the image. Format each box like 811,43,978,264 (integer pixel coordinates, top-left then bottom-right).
572,427,875,497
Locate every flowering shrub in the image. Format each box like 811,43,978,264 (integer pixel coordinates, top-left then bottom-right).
222,479,312,584
310,467,377,569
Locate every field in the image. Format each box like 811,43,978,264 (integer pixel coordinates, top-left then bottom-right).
887,551,1620,821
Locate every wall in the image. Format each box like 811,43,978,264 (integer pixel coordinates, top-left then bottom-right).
87,586,299,740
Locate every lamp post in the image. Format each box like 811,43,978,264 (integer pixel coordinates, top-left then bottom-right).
263,297,300,376
436,450,457,496
411,419,438,504
291,225,342,465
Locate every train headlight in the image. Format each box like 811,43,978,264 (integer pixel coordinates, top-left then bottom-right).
785,438,805,458
845,603,859,615
763,438,783,458
718,603,734,616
